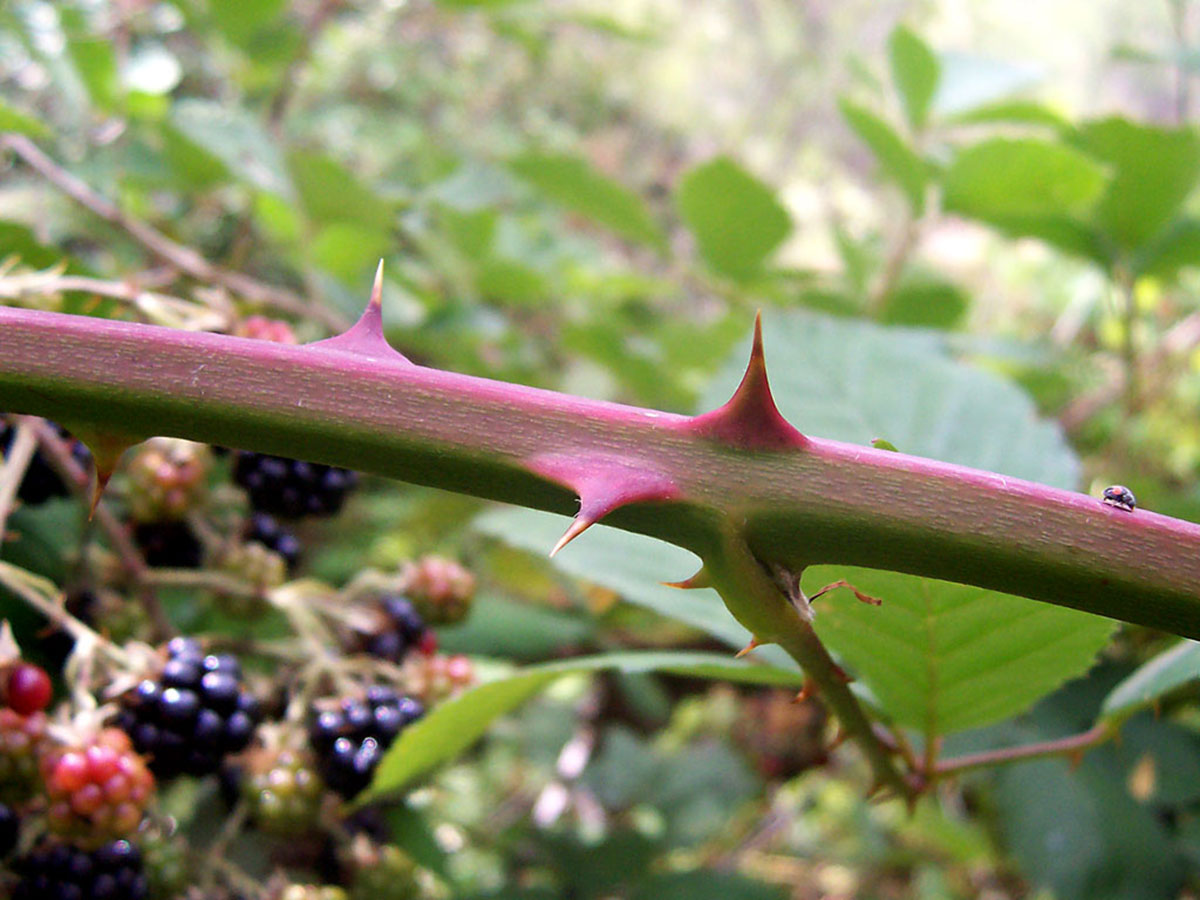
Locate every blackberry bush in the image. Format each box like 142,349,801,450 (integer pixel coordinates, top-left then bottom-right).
307,688,424,799
233,452,358,520
358,594,430,664
12,838,149,900
114,639,259,778
242,745,325,835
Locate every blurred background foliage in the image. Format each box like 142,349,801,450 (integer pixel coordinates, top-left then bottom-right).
6,0,1200,897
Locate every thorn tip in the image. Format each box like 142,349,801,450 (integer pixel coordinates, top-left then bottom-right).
550,516,593,557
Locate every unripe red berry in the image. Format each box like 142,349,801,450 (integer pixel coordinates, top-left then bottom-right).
5,663,52,716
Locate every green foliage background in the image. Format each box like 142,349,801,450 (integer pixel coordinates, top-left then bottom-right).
5,1,1200,898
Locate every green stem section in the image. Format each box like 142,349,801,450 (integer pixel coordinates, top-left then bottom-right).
3,308,1200,637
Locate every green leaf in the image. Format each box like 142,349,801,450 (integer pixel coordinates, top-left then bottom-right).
889,26,939,131
1074,118,1200,254
287,150,394,232
364,651,803,799
473,508,794,668
1102,640,1200,721
170,99,294,198
436,595,593,661
475,257,550,306
0,101,49,138
509,152,664,250
703,312,1112,735
944,99,1069,129
382,804,454,883
209,0,287,46
877,275,968,329
311,223,392,283
675,156,792,281
1134,219,1200,280
632,871,786,900
943,138,1108,223
839,100,928,212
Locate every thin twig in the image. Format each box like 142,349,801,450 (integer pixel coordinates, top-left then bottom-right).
933,722,1113,776
0,133,348,332
0,419,37,547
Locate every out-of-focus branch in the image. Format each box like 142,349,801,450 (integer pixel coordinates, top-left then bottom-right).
0,133,348,332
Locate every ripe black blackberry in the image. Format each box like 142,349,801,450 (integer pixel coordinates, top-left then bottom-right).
308,687,424,799
361,595,429,663
233,451,358,519
244,512,302,574
12,838,149,900
133,520,204,569
0,419,91,506
115,638,260,778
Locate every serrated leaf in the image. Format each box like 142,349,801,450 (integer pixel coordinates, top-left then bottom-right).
509,152,664,250
675,156,792,280
943,138,1108,223
839,100,928,212
364,650,802,799
702,312,1111,735
1102,640,1200,721
1074,118,1200,254
171,99,293,198
889,26,939,131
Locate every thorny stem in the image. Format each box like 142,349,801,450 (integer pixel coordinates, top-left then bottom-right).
932,722,1114,777
0,134,348,332
24,417,174,641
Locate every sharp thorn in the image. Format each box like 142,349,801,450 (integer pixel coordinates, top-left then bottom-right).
87,469,111,521
831,663,853,683
793,680,816,703
810,580,882,606
370,259,384,310
1067,749,1085,771
550,516,593,558
734,637,762,659
661,567,712,590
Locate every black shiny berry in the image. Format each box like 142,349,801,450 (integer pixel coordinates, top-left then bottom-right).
12,839,148,900
1101,484,1136,512
116,641,259,778
233,451,358,519
243,512,302,573
361,594,429,664
307,688,424,798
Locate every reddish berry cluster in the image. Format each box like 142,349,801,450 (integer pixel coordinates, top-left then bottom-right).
40,728,154,845
400,555,475,625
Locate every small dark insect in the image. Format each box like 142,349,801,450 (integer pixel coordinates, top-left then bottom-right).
1102,484,1136,512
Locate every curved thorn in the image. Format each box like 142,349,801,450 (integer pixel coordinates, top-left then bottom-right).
369,259,384,310
734,636,762,659
309,260,409,361
661,567,712,590
550,516,593,558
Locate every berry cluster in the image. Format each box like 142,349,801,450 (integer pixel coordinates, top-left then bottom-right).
233,452,358,519
0,690,51,806
400,555,476,625
360,594,431,664
115,639,259,778
308,688,424,799
40,728,154,844
133,520,204,569
0,420,92,506
12,838,148,900
242,747,325,835
244,512,302,574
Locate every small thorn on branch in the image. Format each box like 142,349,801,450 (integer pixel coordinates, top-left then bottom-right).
550,516,594,557
809,580,882,606
793,679,817,703
662,567,712,590
310,260,410,361
734,637,762,658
